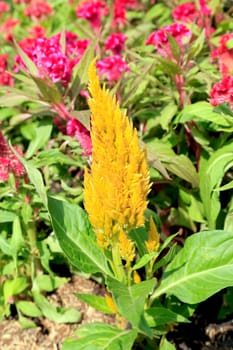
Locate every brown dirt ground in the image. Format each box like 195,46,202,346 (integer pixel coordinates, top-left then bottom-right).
0,275,115,350
1,275,233,350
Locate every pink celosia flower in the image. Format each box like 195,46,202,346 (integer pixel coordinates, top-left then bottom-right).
104,33,127,55
75,0,109,30
112,0,139,27
0,131,25,184
24,1,53,20
66,118,92,156
172,2,197,23
0,54,14,86
0,1,10,15
96,55,129,82
0,71,14,86
29,25,46,38
15,32,89,86
146,23,192,58
1,18,20,42
0,54,8,72
211,33,233,77
210,76,233,109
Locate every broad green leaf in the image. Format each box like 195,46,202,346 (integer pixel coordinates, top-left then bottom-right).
34,275,69,292
33,149,80,167
199,143,233,229
3,277,29,302
62,323,137,350
145,306,188,327
76,294,112,314
26,120,53,158
176,101,233,128
0,209,16,223
48,196,112,276
151,230,233,304
33,291,81,323
147,141,199,187
107,277,155,337
17,301,42,317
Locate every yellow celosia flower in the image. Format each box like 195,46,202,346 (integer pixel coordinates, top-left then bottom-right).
145,216,160,253
84,60,150,250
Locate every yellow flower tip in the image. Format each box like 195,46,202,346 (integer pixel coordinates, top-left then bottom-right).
145,216,160,253
133,271,141,284
105,294,118,314
119,229,135,265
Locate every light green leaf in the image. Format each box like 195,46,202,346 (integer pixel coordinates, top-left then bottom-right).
145,306,188,327
176,101,233,127
107,277,155,337
199,143,233,229
76,294,112,314
62,323,137,350
48,196,112,276
17,301,42,318
26,120,53,158
35,275,68,292
0,209,17,223
33,292,81,323
147,141,199,187
160,337,176,350
3,277,29,302
214,180,233,191
151,230,233,304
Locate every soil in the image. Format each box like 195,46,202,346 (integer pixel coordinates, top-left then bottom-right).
0,275,233,350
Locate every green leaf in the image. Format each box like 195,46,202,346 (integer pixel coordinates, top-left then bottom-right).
26,119,53,158
199,143,233,229
11,216,24,254
214,180,233,191
48,196,112,276
147,141,199,187
3,277,29,302
160,337,176,350
133,252,159,270
176,101,233,128
76,294,112,314
145,306,188,327
151,230,233,304
34,275,68,292
17,301,42,318
107,277,155,337
0,209,17,223
33,291,81,323
31,75,62,104
70,41,95,104
15,156,48,209
14,40,38,76
157,58,182,75
62,323,137,350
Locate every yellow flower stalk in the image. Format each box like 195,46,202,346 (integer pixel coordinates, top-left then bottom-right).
84,60,150,267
